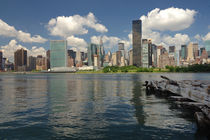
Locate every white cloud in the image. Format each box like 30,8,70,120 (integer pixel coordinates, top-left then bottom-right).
91,34,131,51
0,19,47,43
66,36,88,51
0,40,46,62
138,7,196,50
202,32,210,41
162,33,190,49
48,12,108,37
194,34,201,40
140,7,197,31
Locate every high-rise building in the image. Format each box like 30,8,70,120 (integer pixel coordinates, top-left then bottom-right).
116,51,122,66
46,50,50,69
169,46,175,53
142,39,149,68
67,50,76,66
181,45,187,60
36,55,47,70
118,42,125,58
204,40,210,58
111,52,117,66
129,50,133,66
14,48,27,71
152,44,157,67
148,39,153,67
0,51,2,71
193,43,199,58
27,56,36,71
157,46,163,68
88,43,98,66
187,43,194,61
50,40,67,68
132,20,142,67
118,43,124,50
88,42,104,67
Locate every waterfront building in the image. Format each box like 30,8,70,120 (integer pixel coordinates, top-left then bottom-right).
187,43,194,62
204,40,210,58
181,45,187,60
132,20,142,67
0,51,2,71
148,39,153,67
67,50,76,66
169,46,175,53
152,44,157,67
67,56,74,67
88,43,98,66
14,48,27,71
88,42,104,67
193,43,199,59
27,56,36,71
129,50,133,66
118,43,125,58
159,51,170,68
50,40,67,68
157,46,163,68
36,55,47,71
111,52,117,66
116,51,122,66
46,50,50,69
142,39,149,68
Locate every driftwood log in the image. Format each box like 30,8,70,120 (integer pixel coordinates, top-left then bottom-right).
144,76,210,131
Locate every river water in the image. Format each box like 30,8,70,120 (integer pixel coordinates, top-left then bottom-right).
0,73,209,139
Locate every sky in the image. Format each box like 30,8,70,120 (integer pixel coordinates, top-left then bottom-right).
0,0,210,62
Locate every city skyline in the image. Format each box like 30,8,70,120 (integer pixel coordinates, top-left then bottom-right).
0,0,210,62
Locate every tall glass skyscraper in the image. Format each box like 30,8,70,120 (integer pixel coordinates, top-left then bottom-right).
142,39,149,68
181,45,187,60
88,43,98,66
205,40,210,58
50,40,67,68
132,20,142,67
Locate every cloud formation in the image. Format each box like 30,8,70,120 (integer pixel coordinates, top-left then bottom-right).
140,7,197,31
91,34,131,51
0,40,46,62
48,12,108,38
139,7,196,49
203,32,210,41
0,19,47,43
66,36,88,51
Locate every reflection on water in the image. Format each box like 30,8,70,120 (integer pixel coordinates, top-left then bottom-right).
0,73,209,139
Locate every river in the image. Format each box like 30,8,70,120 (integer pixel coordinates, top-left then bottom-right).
0,73,209,139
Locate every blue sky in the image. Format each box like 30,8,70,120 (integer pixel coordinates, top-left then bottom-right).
0,0,210,61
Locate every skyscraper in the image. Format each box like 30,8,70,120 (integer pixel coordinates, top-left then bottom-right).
181,45,187,60
187,43,194,61
129,50,133,66
0,51,2,71
27,56,36,71
132,20,142,67
88,43,98,66
50,40,67,68
169,46,175,53
14,48,27,71
204,40,210,58
142,39,149,68
46,50,50,69
193,43,199,58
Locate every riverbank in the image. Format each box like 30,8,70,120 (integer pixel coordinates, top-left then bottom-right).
0,64,210,74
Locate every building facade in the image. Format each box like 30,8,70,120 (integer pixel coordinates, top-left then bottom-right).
132,20,142,67
50,40,67,68
0,51,2,71
14,48,27,71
